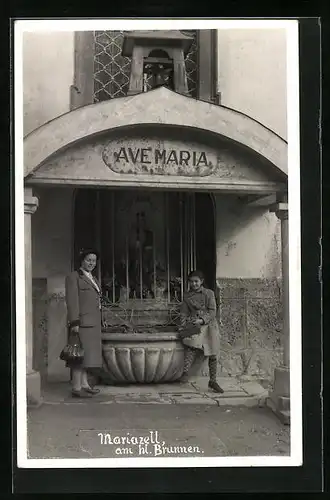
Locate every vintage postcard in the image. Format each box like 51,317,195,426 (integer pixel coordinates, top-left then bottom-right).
15,18,302,470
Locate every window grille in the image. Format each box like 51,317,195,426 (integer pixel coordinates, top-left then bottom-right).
180,30,198,97
93,30,198,101
74,190,201,332
93,31,131,101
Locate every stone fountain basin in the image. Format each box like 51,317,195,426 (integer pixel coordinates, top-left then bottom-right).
101,331,184,384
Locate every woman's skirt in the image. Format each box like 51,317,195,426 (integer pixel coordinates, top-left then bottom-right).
78,325,103,368
66,325,103,369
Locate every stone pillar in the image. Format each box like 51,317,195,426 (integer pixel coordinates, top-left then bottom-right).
267,198,290,424
24,187,42,406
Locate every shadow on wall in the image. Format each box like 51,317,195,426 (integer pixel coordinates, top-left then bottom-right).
215,195,281,277
31,187,74,279
216,195,270,244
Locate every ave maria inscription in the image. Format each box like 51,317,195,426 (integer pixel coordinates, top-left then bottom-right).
102,142,218,176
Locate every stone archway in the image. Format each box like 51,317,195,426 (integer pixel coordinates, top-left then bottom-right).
23,85,288,398
24,86,287,179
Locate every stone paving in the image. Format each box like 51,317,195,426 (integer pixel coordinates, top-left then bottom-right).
40,376,269,408
27,377,289,463
27,402,290,460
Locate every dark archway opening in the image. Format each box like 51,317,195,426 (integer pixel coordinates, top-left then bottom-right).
74,188,216,329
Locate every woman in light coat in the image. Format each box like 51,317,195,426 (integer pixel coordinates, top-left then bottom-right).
179,270,224,393
65,249,103,398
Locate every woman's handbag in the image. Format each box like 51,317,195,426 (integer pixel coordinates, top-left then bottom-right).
60,331,84,364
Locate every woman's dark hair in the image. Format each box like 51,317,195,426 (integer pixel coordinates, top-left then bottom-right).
78,248,99,266
188,270,205,281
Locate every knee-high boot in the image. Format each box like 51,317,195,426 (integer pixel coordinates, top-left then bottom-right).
208,356,224,393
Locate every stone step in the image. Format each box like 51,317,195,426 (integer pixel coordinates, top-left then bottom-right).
278,396,290,411
36,378,269,409
279,410,290,425
266,397,290,425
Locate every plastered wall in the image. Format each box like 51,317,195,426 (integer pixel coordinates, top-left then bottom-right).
215,195,282,279
217,29,287,139
23,31,74,136
22,29,287,140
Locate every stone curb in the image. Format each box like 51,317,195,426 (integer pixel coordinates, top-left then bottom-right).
38,379,269,409
41,392,267,408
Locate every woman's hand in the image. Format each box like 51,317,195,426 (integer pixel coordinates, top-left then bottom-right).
68,325,80,346
192,318,204,326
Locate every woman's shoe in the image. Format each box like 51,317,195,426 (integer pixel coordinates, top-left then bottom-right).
71,389,93,398
81,386,100,395
208,380,224,393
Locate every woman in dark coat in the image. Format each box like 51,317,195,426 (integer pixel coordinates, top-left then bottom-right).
179,270,224,393
65,249,103,398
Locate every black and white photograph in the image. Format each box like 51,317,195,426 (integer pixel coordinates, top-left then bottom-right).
15,19,302,468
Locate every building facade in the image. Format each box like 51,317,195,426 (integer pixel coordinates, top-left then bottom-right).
23,29,289,419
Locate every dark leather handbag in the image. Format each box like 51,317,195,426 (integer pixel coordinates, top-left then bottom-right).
60,332,84,363
178,322,201,339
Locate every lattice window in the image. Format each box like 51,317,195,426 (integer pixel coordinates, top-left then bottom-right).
94,31,131,101
180,30,198,98
93,30,198,102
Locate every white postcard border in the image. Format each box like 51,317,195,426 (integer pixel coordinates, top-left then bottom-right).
15,18,302,469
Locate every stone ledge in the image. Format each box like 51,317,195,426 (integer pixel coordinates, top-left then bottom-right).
216,278,282,299
209,395,266,408
168,394,218,405
113,393,173,404
42,396,266,408
114,399,173,405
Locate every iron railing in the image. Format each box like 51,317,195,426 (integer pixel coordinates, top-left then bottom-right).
92,190,197,329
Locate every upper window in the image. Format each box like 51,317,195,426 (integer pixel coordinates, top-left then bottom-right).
93,30,198,102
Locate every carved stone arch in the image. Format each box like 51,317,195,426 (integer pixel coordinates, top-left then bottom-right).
24,86,287,182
